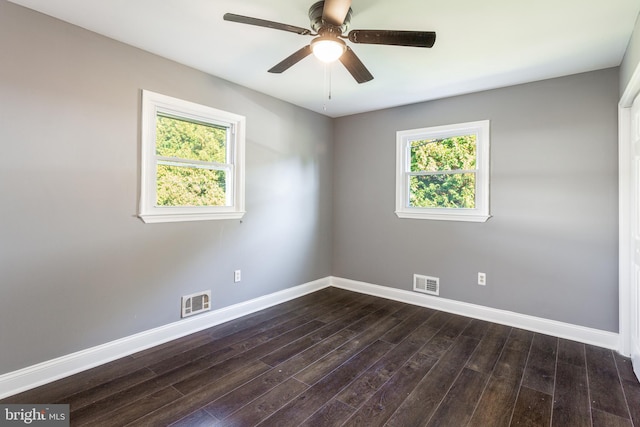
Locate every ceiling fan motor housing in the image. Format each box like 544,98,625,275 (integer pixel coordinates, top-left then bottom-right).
309,1,352,34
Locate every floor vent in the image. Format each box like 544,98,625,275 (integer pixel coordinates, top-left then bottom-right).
413,274,439,296
181,290,211,318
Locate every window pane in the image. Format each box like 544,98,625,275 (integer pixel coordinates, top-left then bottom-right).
156,115,227,163
156,164,227,207
410,135,476,172
409,173,476,208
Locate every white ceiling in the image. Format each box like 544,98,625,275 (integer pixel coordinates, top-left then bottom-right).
8,0,640,117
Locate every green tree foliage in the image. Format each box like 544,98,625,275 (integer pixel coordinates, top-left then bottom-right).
155,115,228,207
409,135,476,208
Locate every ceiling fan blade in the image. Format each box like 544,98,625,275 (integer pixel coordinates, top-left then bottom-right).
268,45,313,73
322,0,352,26
348,30,436,48
339,47,373,84
223,13,311,35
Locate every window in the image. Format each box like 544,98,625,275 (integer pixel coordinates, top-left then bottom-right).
395,120,490,222
139,90,245,223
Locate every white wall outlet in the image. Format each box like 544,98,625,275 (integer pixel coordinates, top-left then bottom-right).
234,269,241,283
478,272,486,286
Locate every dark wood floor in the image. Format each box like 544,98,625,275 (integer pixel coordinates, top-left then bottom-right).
3,287,639,426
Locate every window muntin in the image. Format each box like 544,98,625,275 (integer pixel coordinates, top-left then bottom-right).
139,90,245,223
396,121,490,222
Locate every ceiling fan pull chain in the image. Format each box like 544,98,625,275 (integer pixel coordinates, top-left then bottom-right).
323,63,333,111
328,63,333,100
323,63,327,111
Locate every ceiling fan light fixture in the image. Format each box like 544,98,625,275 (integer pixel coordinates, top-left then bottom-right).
311,37,346,63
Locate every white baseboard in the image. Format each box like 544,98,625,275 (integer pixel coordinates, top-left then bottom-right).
330,276,619,351
0,277,331,400
0,275,621,400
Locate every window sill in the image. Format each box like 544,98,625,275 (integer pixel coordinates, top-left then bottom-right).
395,211,491,222
139,211,246,223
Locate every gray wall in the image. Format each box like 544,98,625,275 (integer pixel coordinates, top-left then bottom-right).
0,0,623,377
621,12,640,94
0,1,333,374
333,68,619,332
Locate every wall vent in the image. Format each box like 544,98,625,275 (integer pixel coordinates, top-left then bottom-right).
413,274,439,296
181,290,211,318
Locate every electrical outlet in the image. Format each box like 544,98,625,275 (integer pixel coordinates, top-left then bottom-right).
234,270,241,283
478,272,486,286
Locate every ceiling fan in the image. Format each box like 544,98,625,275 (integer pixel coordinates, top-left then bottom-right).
223,0,436,84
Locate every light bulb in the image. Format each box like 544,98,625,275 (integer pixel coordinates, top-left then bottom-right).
311,37,346,63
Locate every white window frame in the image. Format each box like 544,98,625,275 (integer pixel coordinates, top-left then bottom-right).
395,120,490,222
139,90,245,223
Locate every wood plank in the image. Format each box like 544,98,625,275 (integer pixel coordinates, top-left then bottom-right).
384,335,480,427
467,376,520,427
389,303,421,320
522,333,557,394
204,367,293,420
272,328,359,373
294,316,402,386
492,345,529,381
436,314,473,341
552,361,590,427
257,340,393,426
225,316,321,355
614,352,638,382
620,378,640,427
504,328,533,352
510,386,552,427
69,374,177,425
425,367,488,427
205,329,358,420
419,335,455,360
298,399,355,427
342,352,437,427
336,322,438,408
417,314,465,360
125,361,272,426
557,338,585,367
345,303,404,334
379,307,435,344
484,322,511,339
466,327,510,374
461,318,490,339
147,342,238,376
143,307,319,371
613,351,640,426
591,409,633,427
311,293,376,323
421,310,454,331
585,345,631,419
144,311,319,382
259,304,374,367
488,328,532,383
169,409,218,427
77,386,183,427
1,355,146,404
61,367,156,411
172,319,327,394
213,377,308,427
